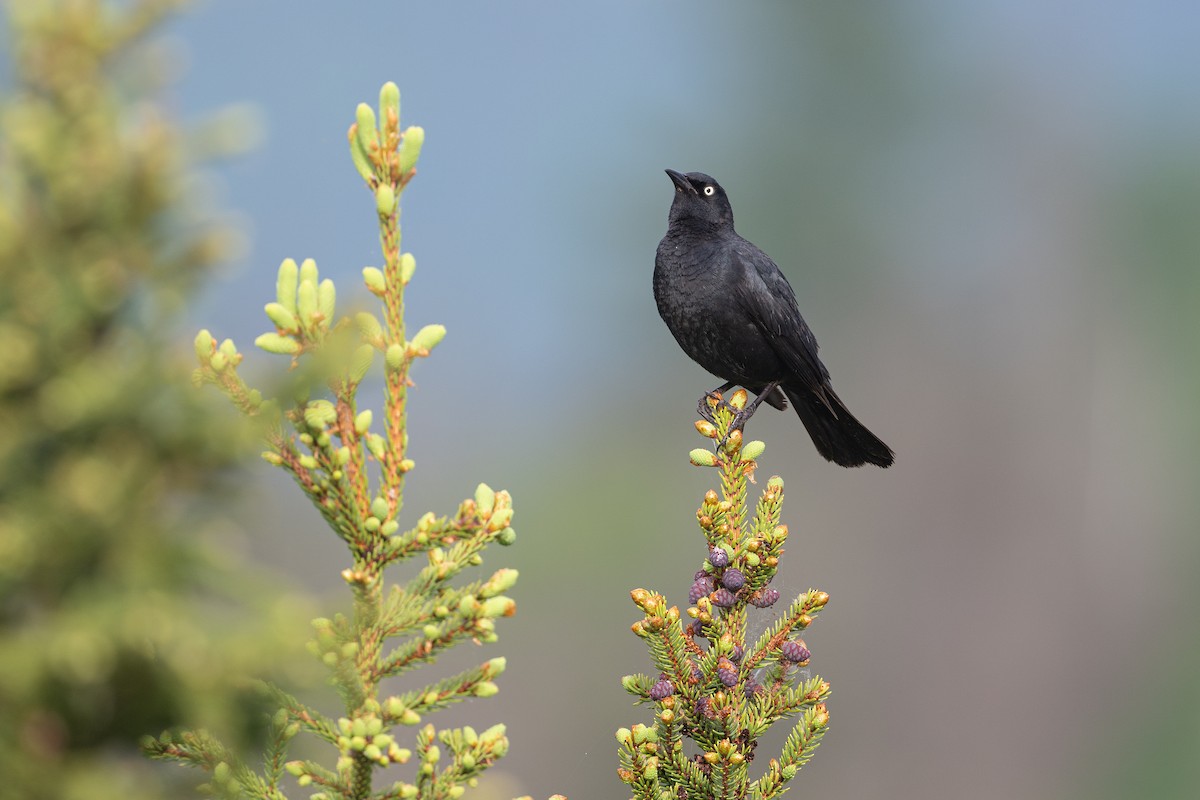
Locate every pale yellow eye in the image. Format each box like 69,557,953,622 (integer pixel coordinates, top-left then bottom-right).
703,186,715,196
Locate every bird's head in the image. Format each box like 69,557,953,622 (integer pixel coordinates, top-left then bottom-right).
665,169,734,228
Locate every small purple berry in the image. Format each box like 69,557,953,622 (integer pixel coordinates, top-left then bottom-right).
711,588,736,608
730,645,744,664
749,588,780,608
721,568,745,591
649,678,675,701
690,664,703,683
781,641,811,663
689,576,715,603
709,548,729,568
688,621,704,638
744,681,763,698
694,697,714,718
717,667,738,687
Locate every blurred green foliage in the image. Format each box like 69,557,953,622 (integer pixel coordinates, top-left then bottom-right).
0,2,306,798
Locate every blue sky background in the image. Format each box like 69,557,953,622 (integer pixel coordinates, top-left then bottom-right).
153,3,1200,798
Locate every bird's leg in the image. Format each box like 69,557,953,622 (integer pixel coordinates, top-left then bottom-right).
717,380,781,446
698,381,738,423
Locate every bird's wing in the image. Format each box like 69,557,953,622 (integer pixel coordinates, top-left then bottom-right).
730,240,830,389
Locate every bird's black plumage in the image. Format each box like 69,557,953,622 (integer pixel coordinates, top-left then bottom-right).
654,169,893,468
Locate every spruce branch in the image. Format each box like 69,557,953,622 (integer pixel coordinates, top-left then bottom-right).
145,81,531,800
619,391,833,800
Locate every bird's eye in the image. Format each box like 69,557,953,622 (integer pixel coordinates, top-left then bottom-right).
703,186,715,196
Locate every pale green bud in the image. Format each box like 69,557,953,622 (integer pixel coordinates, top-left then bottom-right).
379,82,400,127
398,125,424,174
458,595,480,614
362,267,386,295
480,568,518,598
474,483,496,515
317,278,336,321
264,302,297,331
297,279,317,324
355,103,378,154
473,681,499,698
303,401,337,429
385,343,405,370
741,440,766,461
210,352,229,371
484,656,507,677
409,323,446,356
370,498,388,520
487,507,513,531
366,434,386,460
481,597,515,618
285,761,305,777
400,252,416,284
376,183,396,216
276,258,299,311
193,329,214,361
356,311,383,341
299,257,319,286
689,448,716,467
767,475,784,491
349,126,374,182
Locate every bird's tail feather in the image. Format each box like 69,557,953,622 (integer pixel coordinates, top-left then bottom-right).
784,385,894,468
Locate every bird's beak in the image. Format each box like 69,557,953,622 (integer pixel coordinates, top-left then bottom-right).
665,169,696,194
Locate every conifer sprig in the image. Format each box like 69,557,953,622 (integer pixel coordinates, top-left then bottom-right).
620,391,832,800
144,82,523,800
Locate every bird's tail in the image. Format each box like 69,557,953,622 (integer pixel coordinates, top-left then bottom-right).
784,384,894,468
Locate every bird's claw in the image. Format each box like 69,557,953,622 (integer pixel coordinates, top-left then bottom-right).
697,390,736,424
714,409,751,449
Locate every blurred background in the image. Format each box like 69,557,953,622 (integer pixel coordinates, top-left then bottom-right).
3,1,1198,798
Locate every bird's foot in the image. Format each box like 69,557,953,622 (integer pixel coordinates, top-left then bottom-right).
714,408,751,450
697,390,737,424
712,380,781,448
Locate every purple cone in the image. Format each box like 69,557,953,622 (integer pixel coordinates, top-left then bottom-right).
711,588,736,608
749,588,780,608
649,678,675,701
781,641,811,663
721,568,745,591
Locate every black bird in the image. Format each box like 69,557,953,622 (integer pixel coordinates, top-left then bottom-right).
654,169,893,468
